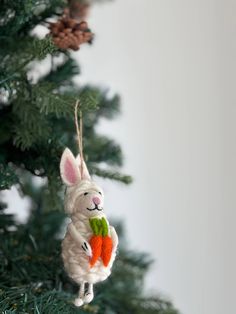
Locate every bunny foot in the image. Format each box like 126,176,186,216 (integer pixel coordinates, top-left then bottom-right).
83,291,94,304
74,282,85,307
74,297,84,307
84,283,94,304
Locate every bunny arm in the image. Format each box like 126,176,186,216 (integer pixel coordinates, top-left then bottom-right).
109,226,118,251
68,222,92,257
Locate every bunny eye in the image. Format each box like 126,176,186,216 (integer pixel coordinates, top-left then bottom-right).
84,192,89,196
98,191,102,195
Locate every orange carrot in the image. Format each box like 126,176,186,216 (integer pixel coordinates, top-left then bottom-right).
101,235,113,267
89,235,102,267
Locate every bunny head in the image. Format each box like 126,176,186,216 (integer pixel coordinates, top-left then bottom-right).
60,148,104,218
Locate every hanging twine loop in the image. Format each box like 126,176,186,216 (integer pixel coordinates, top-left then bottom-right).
74,100,84,177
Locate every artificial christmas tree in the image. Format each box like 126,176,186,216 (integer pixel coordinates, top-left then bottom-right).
0,1,179,313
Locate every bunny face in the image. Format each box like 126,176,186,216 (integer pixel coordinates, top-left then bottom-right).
60,148,105,217
66,181,104,217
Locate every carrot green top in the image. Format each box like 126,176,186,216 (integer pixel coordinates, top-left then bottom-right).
89,217,109,236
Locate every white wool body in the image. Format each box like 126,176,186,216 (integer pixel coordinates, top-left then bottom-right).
62,212,117,284
61,180,117,284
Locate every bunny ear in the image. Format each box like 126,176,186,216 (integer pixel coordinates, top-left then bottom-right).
76,154,91,180
60,148,81,186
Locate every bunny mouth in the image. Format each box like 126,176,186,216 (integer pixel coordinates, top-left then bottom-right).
86,204,103,211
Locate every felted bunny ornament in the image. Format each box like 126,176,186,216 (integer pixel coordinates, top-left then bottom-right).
60,148,118,307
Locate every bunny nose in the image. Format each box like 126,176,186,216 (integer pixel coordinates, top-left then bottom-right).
92,197,101,205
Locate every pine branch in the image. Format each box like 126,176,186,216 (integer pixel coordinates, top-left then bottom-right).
12,98,51,150
0,0,65,36
33,82,76,118
97,93,120,120
84,134,123,166
31,36,58,61
78,87,101,111
44,57,80,84
91,166,132,184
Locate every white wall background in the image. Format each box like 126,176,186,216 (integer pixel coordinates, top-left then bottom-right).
75,1,236,314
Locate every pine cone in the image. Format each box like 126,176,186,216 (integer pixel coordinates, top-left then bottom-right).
48,17,93,51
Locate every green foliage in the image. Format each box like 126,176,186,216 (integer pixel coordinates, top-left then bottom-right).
0,163,19,189
91,166,132,184
44,58,80,84
0,0,179,313
0,0,65,36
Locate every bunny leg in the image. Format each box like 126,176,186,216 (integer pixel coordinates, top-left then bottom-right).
83,283,94,304
74,282,85,307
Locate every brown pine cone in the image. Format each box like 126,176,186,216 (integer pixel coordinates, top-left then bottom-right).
78,21,88,30
56,21,64,31
67,19,77,29
64,28,72,34
49,16,93,51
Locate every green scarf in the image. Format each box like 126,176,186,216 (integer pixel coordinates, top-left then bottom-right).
89,217,109,236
